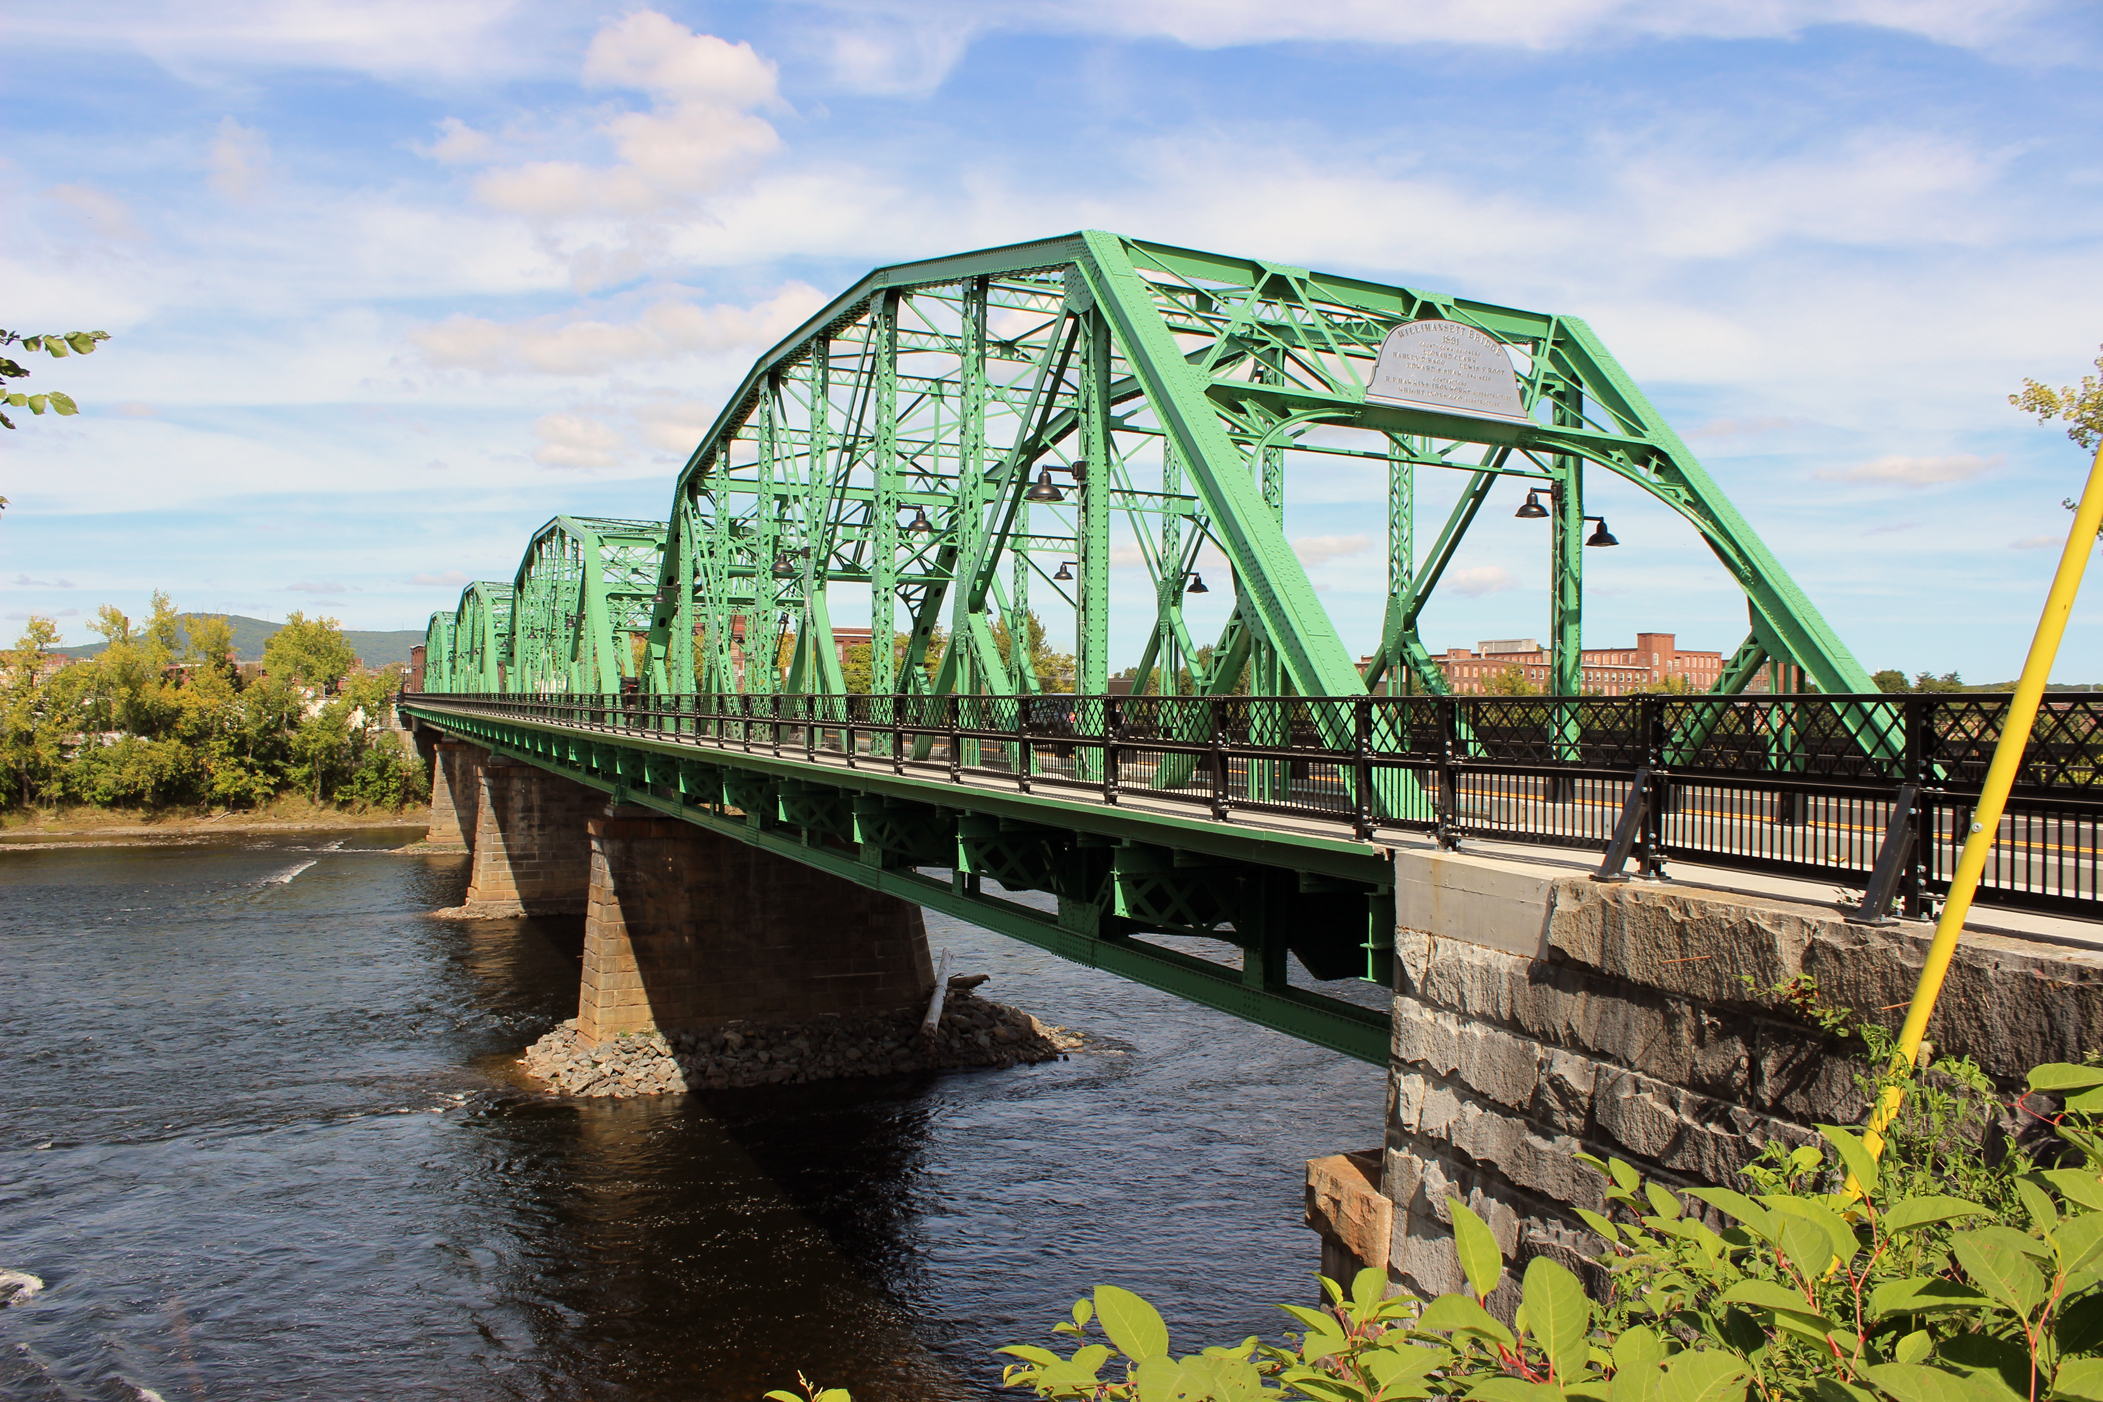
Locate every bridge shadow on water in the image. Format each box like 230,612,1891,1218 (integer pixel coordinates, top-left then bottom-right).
0,836,1386,1402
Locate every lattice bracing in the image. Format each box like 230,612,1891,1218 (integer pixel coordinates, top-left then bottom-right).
424,231,1874,707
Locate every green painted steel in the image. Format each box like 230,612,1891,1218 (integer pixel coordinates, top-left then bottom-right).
509,516,668,694
402,695,1393,1065
406,229,1885,1054
422,230,1868,708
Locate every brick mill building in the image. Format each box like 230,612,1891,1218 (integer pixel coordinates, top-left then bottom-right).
1401,632,1726,695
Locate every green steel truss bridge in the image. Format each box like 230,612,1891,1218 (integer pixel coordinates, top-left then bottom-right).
410,231,2050,1064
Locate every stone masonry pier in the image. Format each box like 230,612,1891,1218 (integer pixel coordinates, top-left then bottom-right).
447,754,599,918
1356,845,2103,1309
577,806,933,1045
417,744,937,1051
423,740,483,851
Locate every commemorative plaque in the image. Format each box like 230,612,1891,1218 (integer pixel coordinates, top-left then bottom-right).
1365,319,1530,423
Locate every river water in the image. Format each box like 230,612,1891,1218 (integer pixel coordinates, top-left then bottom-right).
0,830,1389,1400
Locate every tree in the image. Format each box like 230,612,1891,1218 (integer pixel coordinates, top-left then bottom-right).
1483,663,1539,696
2013,346,2103,538
2,617,69,807
2014,343,2103,451
263,612,358,692
1872,668,1910,693
989,611,1077,692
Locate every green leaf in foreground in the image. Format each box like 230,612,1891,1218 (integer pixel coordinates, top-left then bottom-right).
1950,1233,2046,1315
1657,1349,1749,1402
1881,1196,1990,1236
2029,1063,2103,1093
1523,1256,1592,1378
1419,1292,1518,1347
2055,1357,2103,1402
1093,1284,1169,1361
1859,1363,1995,1402
1819,1123,1881,1195
1451,1197,1505,1300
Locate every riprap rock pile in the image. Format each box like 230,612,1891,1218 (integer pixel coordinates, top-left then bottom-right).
518,983,1081,1097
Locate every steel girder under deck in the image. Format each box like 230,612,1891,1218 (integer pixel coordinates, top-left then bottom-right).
402,695,1395,1065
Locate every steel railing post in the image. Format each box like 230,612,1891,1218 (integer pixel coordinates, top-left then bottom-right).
1104,696,1122,805
947,695,961,783
1017,697,1032,793
1641,692,1667,877
1353,695,1374,839
1904,694,1929,918
1436,696,1459,849
1209,696,1230,821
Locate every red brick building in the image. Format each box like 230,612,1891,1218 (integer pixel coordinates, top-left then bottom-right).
1382,632,1725,695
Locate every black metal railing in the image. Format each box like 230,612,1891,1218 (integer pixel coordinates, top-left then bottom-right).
403,689,2103,922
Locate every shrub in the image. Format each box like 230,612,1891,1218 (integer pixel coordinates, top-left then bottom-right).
347,733,428,809
778,1056,2103,1402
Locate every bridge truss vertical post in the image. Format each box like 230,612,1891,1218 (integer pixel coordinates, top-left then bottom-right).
955,278,988,740
1385,435,1414,699
1551,387,1585,699
752,374,781,697
871,290,901,718
1079,308,1112,699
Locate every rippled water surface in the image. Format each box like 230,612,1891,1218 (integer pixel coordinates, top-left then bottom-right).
0,831,1388,1400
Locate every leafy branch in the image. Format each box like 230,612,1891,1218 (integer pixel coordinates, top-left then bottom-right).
0,328,109,430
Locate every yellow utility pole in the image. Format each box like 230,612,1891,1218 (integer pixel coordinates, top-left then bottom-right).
1865,441,2103,1159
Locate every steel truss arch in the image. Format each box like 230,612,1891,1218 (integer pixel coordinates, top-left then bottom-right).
510,515,669,694
449,581,514,693
424,230,1869,704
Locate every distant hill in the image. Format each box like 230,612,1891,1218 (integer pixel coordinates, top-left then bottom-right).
55,614,425,668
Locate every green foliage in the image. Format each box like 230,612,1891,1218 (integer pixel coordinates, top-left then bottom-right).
1869,671,1972,695
0,328,108,431
775,1052,2103,1402
837,627,948,693
2013,345,2103,452
991,610,1077,693
1484,663,1541,696
1738,973,1859,1041
1,599,422,814
264,610,360,691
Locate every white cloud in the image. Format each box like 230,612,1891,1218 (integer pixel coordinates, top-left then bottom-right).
1687,416,1804,439
1447,566,1517,597
417,117,494,165
287,580,348,593
2011,534,2064,549
786,0,2059,93
533,412,622,469
1815,453,2005,486
473,13,782,222
209,117,270,201
1615,132,2000,260
14,574,77,588
409,570,472,586
43,185,145,241
634,398,718,453
8,0,565,86
1292,533,1372,566
412,282,824,376
114,402,157,418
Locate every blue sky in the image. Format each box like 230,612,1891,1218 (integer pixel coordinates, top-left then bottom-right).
4,0,2101,680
